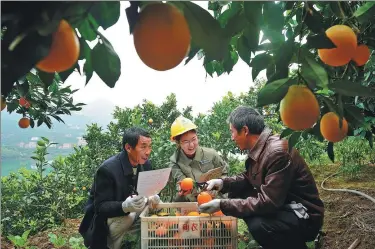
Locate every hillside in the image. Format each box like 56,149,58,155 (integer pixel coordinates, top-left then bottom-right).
0,99,114,176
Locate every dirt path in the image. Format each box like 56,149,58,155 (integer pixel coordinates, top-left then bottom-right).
314,164,375,249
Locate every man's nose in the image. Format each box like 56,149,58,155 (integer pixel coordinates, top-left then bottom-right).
145,148,151,155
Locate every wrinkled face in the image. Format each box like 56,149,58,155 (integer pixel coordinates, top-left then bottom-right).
127,135,152,166
229,123,248,151
179,131,199,157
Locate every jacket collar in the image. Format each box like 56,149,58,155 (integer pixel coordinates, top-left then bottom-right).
119,150,135,176
248,127,272,162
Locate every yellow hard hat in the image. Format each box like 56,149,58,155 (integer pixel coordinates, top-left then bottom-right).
170,116,197,141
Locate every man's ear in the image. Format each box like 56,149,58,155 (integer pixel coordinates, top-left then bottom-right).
243,126,249,136
124,143,131,153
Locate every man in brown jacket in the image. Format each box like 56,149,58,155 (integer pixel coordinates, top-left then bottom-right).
199,106,324,249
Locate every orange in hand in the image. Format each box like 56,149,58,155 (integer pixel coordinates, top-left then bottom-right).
197,191,212,206
179,178,194,191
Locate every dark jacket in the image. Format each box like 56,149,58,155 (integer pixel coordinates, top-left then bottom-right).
220,128,324,231
78,151,152,248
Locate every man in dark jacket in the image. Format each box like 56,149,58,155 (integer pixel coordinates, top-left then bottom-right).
79,127,160,249
199,106,324,249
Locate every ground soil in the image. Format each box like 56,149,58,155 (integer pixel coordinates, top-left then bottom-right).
1,164,375,249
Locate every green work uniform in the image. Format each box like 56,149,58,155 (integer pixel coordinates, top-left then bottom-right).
168,146,229,202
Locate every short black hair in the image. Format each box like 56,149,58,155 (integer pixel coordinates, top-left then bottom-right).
122,127,151,149
228,106,265,135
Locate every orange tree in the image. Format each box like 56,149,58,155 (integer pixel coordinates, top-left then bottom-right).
2,1,375,160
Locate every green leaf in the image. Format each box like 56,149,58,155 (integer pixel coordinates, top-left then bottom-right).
41,137,50,143
250,53,273,81
6,100,19,113
224,10,247,37
337,95,344,128
91,2,121,30
91,37,121,88
243,2,263,29
78,14,99,41
319,95,338,114
223,50,238,74
243,22,260,52
218,1,242,27
265,62,275,79
329,2,346,19
30,118,35,128
280,128,294,139
301,55,328,89
327,142,334,162
125,1,140,34
38,71,55,90
208,1,221,11
37,118,44,127
288,132,301,152
184,43,200,65
80,39,93,84
306,33,337,49
353,2,375,24
328,80,375,97
263,2,284,32
310,122,324,142
344,104,365,126
303,5,326,33
17,81,30,97
284,2,295,10
176,1,228,61
365,131,373,148
237,35,251,66
256,77,297,107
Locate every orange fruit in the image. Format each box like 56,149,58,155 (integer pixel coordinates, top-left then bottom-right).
280,85,320,131
148,118,153,124
18,117,30,129
320,112,348,142
1,97,6,111
318,25,357,67
352,44,371,66
36,19,80,73
199,213,210,217
214,210,224,216
187,211,200,216
180,177,194,191
213,210,224,216
197,191,212,206
133,3,191,71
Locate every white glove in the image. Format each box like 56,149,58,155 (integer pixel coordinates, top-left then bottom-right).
147,195,162,209
122,195,147,213
206,179,223,192
198,199,221,214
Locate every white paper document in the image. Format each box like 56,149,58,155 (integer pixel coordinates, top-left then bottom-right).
137,167,172,197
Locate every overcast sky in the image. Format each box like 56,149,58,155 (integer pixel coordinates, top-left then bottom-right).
65,1,258,115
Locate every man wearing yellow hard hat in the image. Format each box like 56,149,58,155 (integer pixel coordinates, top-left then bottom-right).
168,116,229,202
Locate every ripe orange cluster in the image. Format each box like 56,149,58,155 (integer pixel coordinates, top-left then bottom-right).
279,24,371,143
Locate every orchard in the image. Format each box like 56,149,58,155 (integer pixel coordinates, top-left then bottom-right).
1,1,375,249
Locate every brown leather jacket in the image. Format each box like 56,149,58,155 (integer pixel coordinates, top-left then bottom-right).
220,128,324,229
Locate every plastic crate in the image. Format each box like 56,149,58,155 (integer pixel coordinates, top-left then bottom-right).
139,202,238,249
